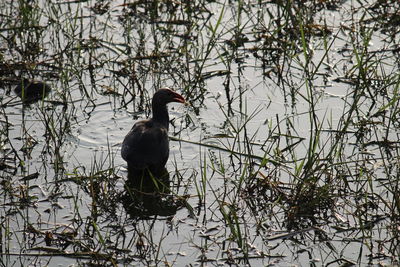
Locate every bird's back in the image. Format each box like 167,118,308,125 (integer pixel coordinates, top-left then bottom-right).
121,119,170,170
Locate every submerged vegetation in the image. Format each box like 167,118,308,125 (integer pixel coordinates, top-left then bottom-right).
1,0,400,265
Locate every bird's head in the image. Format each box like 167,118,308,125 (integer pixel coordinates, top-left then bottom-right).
153,88,185,105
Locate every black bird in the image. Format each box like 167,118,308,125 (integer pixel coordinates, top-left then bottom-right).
14,78,51,103
121,88,185,176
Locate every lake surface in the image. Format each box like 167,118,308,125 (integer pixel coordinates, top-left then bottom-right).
1,0,399,266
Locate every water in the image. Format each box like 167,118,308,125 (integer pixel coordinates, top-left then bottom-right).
1,0,400,266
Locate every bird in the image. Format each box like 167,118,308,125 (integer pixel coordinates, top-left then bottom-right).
14,78,51,103
121,88,185,177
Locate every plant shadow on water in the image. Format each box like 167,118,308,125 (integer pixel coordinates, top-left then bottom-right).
1,0,400,266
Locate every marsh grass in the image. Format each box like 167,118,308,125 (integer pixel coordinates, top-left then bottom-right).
0,0,400,266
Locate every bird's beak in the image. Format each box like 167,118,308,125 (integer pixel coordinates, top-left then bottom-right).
173,93,186,104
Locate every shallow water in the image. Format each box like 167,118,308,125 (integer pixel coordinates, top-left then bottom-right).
1,0,400,266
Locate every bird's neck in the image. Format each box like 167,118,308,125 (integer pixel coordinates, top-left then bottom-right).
152,103,169,129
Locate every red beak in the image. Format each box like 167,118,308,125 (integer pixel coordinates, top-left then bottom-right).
173,92,185,103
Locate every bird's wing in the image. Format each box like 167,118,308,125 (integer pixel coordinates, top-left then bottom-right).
121,121,169,169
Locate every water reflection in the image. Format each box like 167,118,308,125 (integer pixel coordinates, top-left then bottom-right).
122,167,179,218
